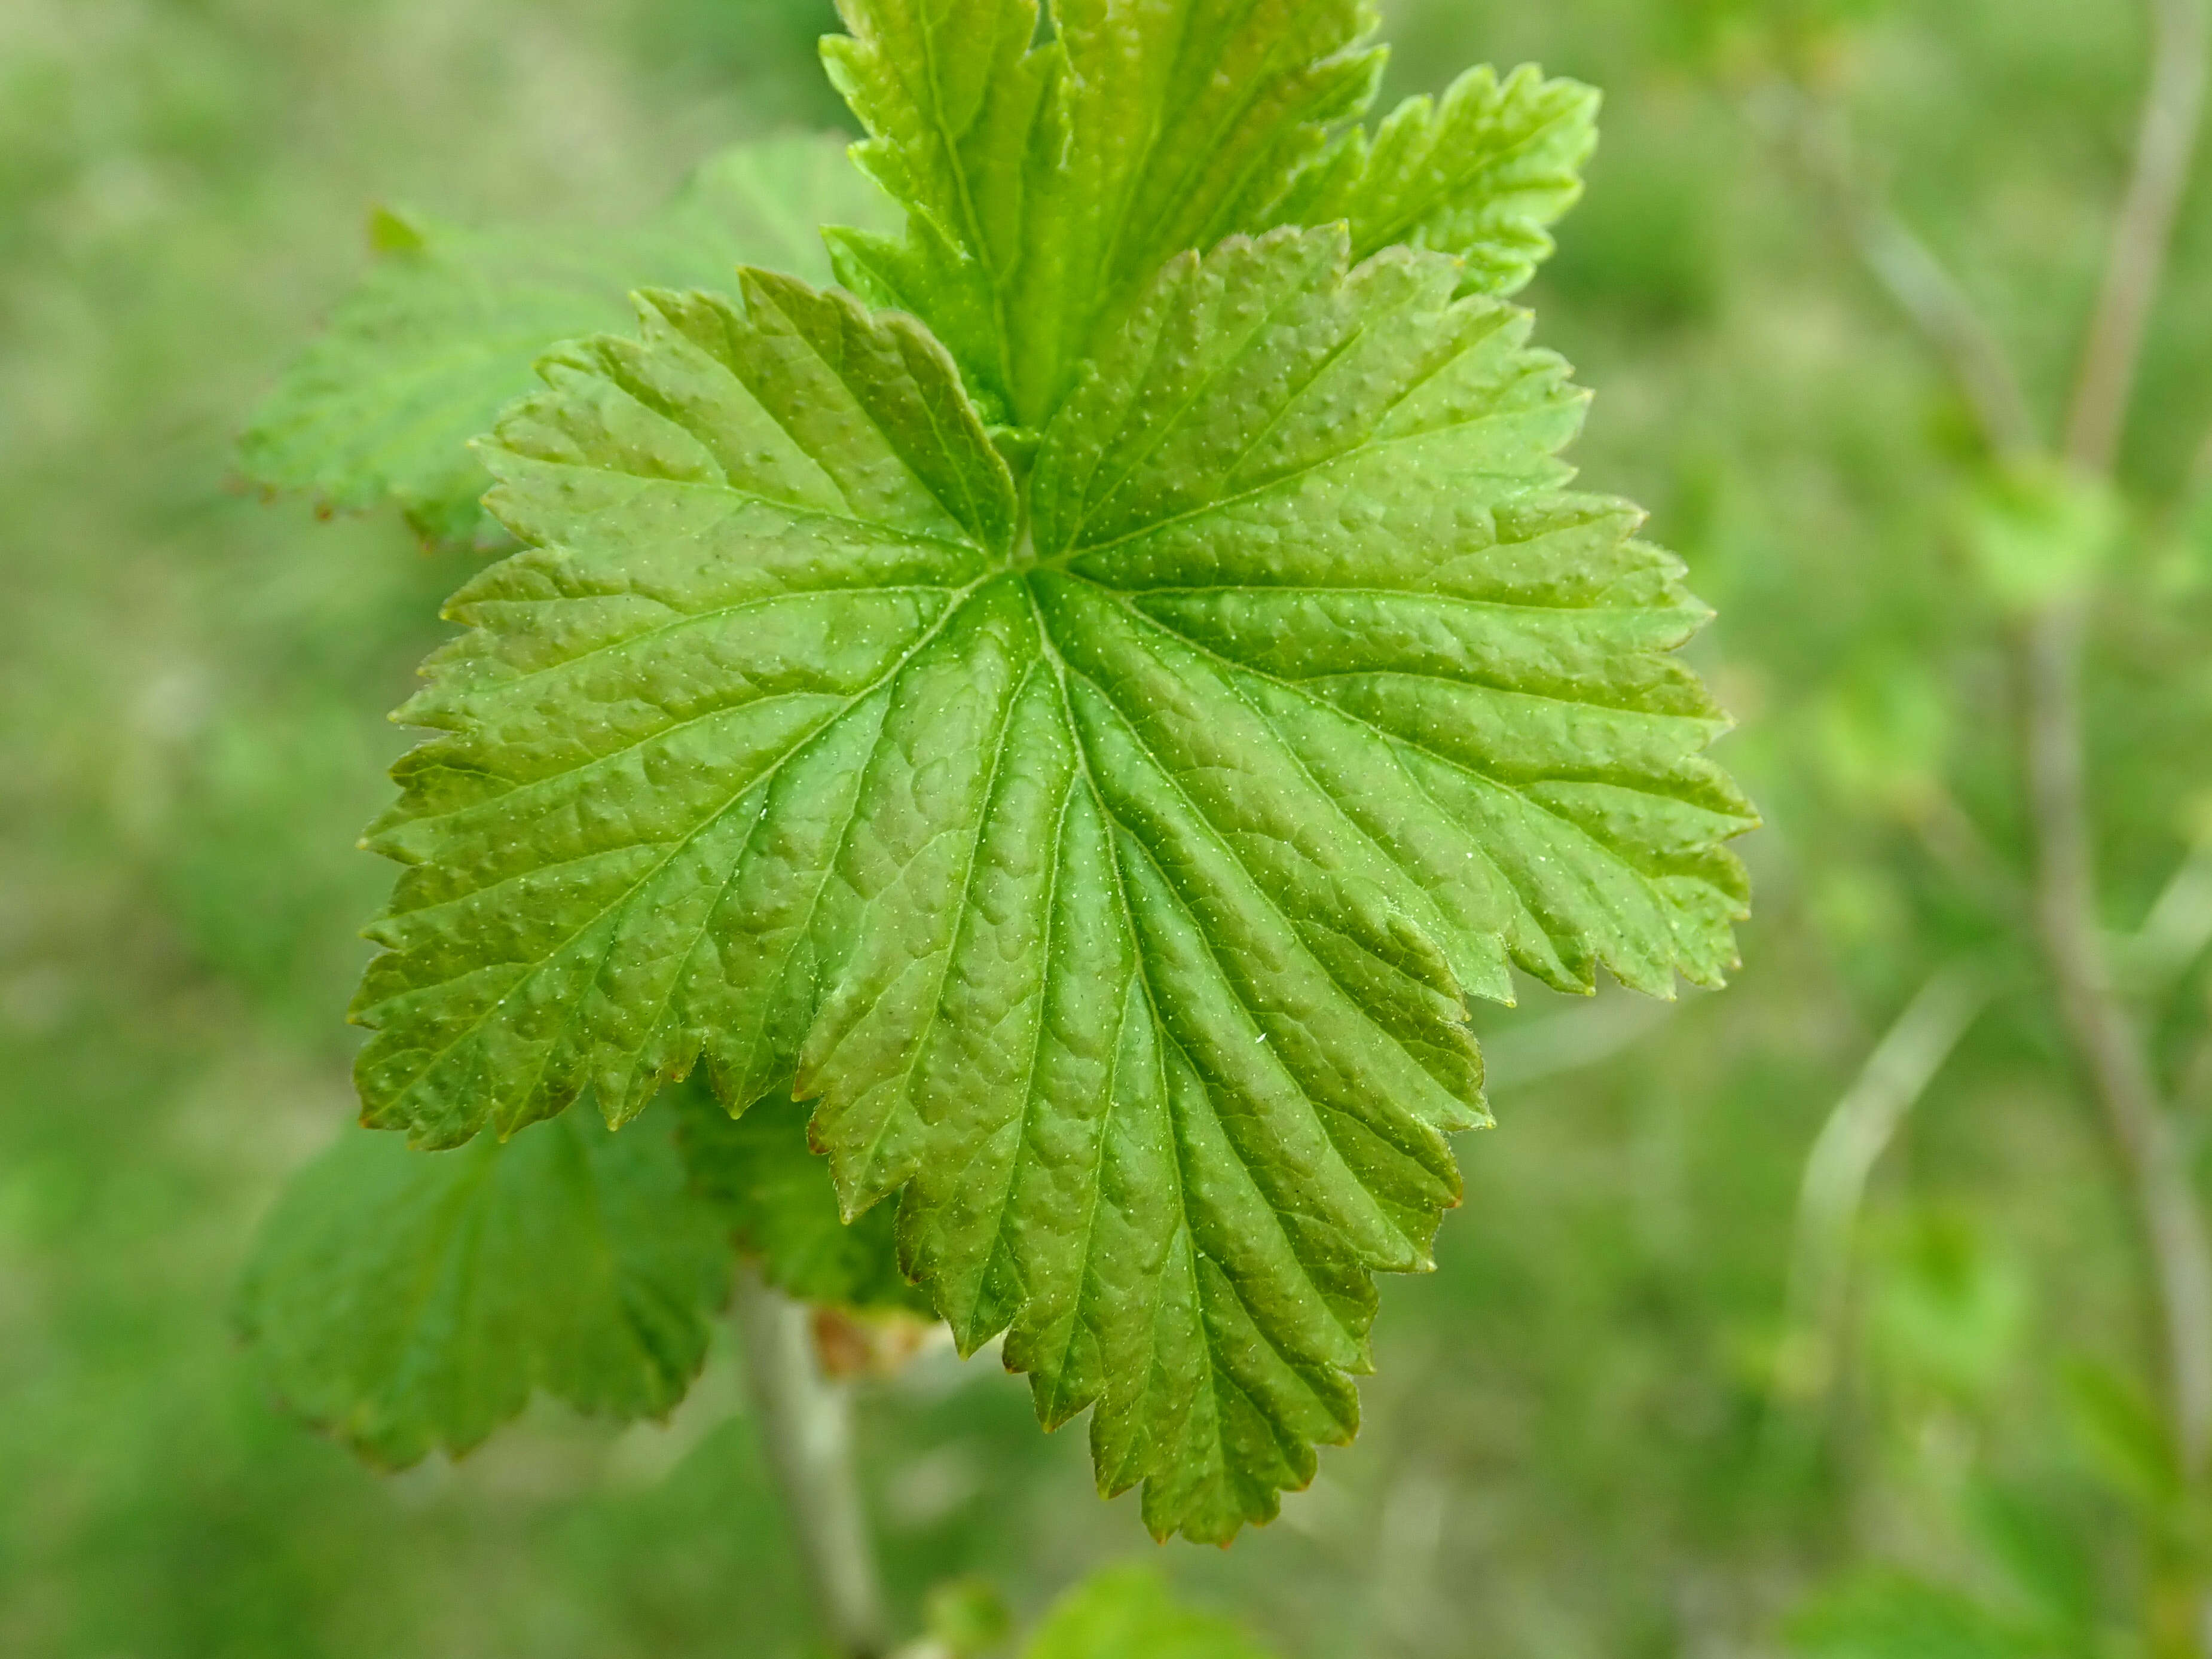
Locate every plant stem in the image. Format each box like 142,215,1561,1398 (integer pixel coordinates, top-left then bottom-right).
2021,600,2212,1475
2064,0,2209,476
1780,965,1990,1411
1762,80,2040,458
1779,0,2212,1488
733,1262,892,1659
2025,0,2212,1480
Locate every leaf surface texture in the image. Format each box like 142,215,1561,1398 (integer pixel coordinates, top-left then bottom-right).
353,226,1752,1539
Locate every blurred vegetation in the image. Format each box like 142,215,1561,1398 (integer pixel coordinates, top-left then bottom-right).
5,0,2212,1654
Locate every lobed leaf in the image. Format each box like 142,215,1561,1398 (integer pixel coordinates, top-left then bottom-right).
821,0,1382,427
350,271,1013,1147
1267,63,1600,297
239,134,899,547
354,227,1752,1541
236,1102,729,1466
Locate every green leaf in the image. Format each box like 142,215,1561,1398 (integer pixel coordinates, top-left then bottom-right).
353,225,1751,1540
239,133,899,548
927,1577,1016,1655
1967,1483,2099,1639
2064,1357,2180,1507
235,1102,730,1466
1266,63,1600,297
1961,459,2122,615
673,1075,932,1314
1023,1565,1279,1659
350,270,1015,1148
821,0,1383,427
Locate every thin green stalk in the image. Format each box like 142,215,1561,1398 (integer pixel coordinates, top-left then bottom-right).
1779,965,1990,1413
733,1262,892,1659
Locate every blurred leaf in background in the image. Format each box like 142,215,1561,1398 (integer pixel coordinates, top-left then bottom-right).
236,1103,731,1466
676,1081,933,1317
237,133,894,548
1023,1565,1280,1659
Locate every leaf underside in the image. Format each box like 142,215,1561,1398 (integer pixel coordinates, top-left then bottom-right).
673,1074,933,1314
350,216,1752,1539
239,133,898,548
236,1102,730,1465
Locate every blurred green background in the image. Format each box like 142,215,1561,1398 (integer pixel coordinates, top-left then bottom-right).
7,0,2212,1654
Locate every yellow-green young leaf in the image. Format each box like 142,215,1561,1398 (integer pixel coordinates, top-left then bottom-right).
820,0,1382,427
1266,63,1600,297
672,1076,931,1315
1024,1566,1279,1659
235,1104,729,1466
239,134,897,548
1962,459,2122,615
354,227,1752,1542
927,1578,1016,1655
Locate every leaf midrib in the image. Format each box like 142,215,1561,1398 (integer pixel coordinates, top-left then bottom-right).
1034,583,1441,1282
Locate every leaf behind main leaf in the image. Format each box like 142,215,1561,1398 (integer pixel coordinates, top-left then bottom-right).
673,1074,932,1314
239,133,900,548
236,1102,729,1466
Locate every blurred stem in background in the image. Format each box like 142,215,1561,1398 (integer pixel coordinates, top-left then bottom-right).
1767,0,2212,1640
2064,0,2211,479
1759,85,2039,465
2030,0,2212,1493
1779,963,1991,1416
732,1264,891,1659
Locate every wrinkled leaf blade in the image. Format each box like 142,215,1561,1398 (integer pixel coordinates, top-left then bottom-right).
352,232,1749,1541
823,0,1381,426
